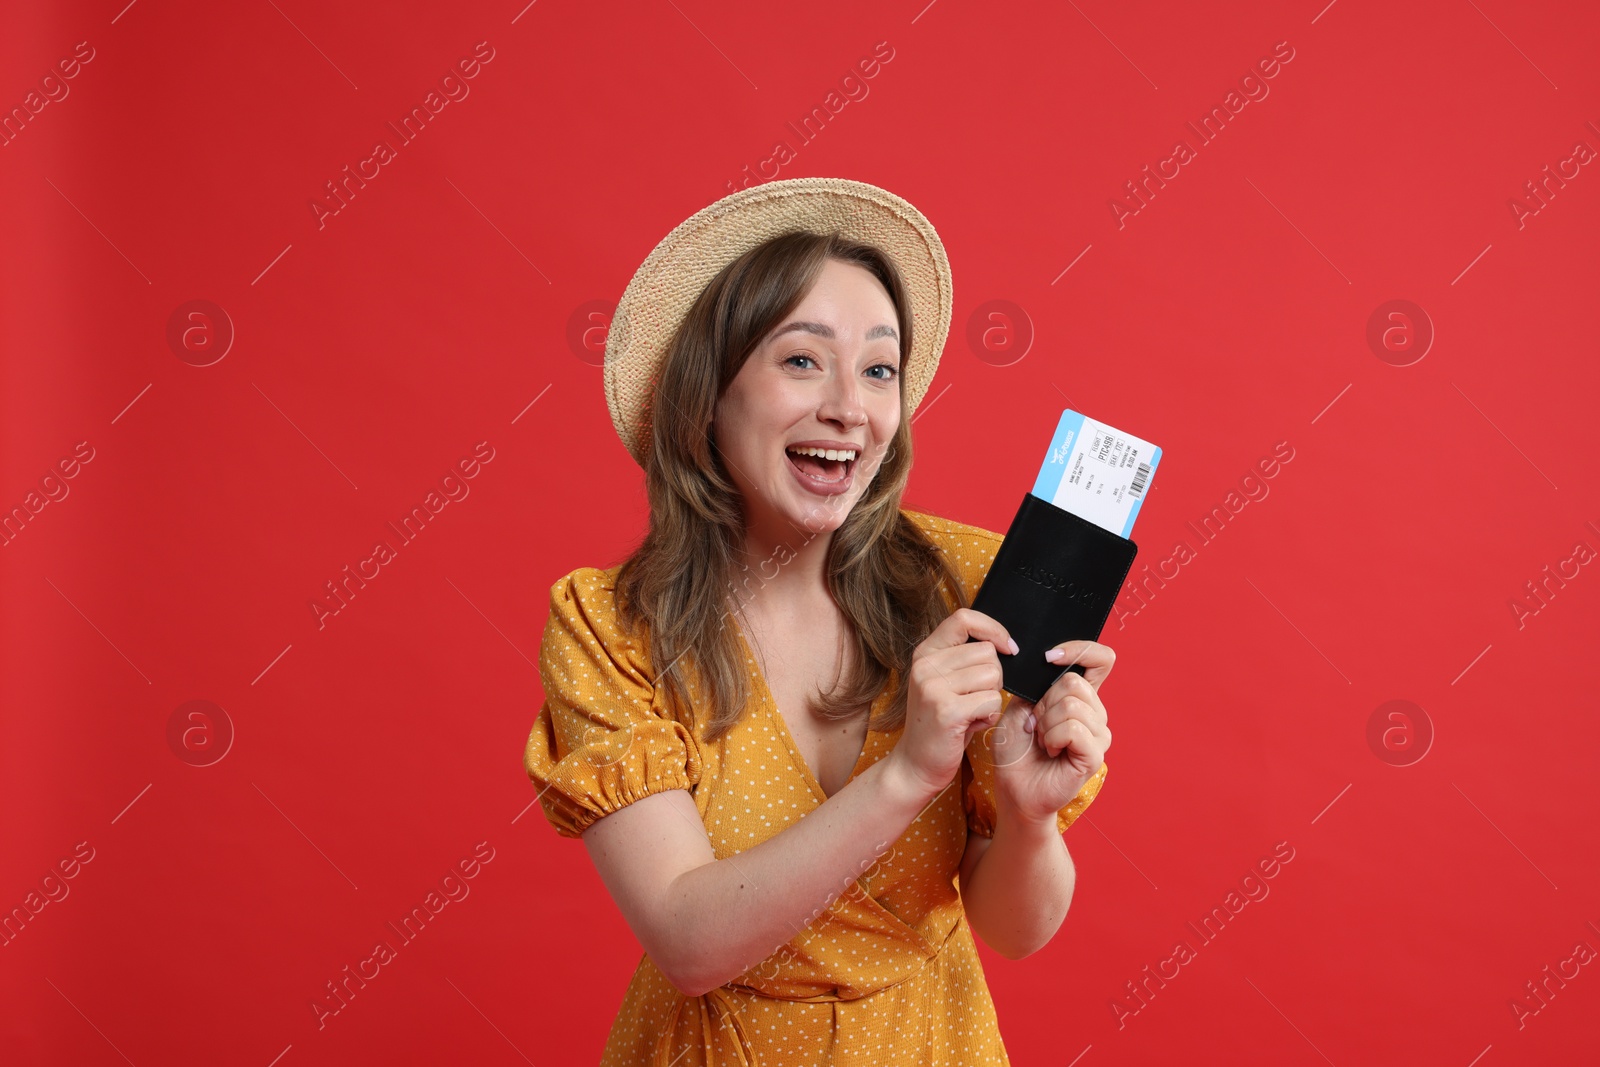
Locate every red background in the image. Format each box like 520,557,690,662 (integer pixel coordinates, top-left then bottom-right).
3,0,1598,1063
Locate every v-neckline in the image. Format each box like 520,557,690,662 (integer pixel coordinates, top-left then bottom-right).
730,619,899,803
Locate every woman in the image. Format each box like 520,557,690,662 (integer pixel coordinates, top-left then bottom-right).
524,177,1115,1065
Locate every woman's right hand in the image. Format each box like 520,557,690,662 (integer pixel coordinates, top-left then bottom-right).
886,607,1017,801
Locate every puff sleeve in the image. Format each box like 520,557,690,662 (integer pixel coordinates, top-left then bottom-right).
523,569,701,840
962,727,1108,838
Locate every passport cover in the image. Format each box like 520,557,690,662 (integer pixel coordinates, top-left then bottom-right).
969,492,1140,703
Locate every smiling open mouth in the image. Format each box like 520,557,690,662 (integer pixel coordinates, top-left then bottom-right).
785,445,857,486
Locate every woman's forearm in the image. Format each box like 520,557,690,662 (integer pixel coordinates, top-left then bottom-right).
662,754,939,997
960,805,1076,959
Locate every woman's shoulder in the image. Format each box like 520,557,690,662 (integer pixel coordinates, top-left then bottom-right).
901,506,1005,548
899,506,1006,601
539,563,664,696
547,563,624,599
541,564,640,654
543,564,628,620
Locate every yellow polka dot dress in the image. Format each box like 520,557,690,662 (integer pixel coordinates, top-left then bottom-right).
524,508,1109,1065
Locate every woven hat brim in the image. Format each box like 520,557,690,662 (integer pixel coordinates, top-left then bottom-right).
603,177,953,468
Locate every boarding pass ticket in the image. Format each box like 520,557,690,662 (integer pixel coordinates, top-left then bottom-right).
1031,409,1161,539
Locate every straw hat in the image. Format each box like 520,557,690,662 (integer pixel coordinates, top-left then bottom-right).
603,177,954,468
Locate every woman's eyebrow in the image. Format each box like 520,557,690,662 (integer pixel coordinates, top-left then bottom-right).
770,320,900,342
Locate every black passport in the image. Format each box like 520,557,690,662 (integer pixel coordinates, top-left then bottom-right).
968,492,1140,703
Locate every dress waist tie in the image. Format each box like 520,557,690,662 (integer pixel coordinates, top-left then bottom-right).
649,902,976,1065
650,951,940,1066
652,985,756,1067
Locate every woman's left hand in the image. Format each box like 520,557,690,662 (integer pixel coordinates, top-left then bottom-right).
987,640,1115,827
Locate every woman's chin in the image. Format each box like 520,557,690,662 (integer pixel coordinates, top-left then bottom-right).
780,493,854,536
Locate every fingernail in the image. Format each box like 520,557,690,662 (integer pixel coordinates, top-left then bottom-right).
1007,638,1019,655
1025,712,1036,732
1045,648,1065,663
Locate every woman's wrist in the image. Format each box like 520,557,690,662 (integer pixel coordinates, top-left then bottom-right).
994,785,1065,837
877,750,948,815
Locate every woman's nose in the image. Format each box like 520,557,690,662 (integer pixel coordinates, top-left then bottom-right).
819,366,866,426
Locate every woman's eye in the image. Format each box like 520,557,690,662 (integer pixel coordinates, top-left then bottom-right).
868,364,900,380
785,354,817,369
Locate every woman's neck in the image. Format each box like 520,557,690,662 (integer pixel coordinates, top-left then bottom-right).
731,515,835,613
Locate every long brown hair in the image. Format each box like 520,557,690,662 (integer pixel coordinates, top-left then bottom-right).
613,230,965,744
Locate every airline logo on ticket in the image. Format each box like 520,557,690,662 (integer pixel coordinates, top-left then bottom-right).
1031,409,1161,538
